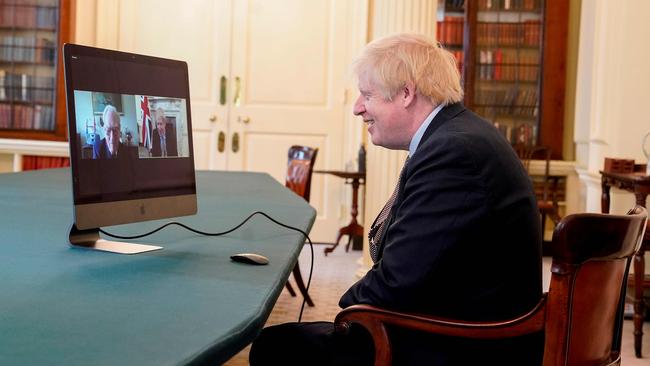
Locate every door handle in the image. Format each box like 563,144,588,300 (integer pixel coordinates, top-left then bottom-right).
219,76,227,105
217,131,225,153
233,76,241,106
238,116,250,124
210,115,217,123
232,132,240,153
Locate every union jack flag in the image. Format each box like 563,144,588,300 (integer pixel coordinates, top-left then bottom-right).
140,95,152,150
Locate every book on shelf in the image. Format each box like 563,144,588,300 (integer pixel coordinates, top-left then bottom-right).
477,21,541,47
22,155,70,171
476,48,539,81
0,71,55,103
0,35,55,64
437,16,464,46
0,3,57,29
0,103,53,130
479,0,540,11
492,121,537,146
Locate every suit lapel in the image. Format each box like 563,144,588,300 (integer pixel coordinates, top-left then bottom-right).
374,103,466,261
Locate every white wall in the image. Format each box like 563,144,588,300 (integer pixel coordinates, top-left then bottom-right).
574,0,650,272
574,0,650,214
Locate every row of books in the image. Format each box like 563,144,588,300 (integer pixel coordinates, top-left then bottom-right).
478,0,540,12
0,3,58,29
437,16,464,46
452,50,464,73
0,36,55,63
491,121,538,146
0,103,54,130
477,20,541,46
0,71,55,103
477,49,539,81
22,155,70,171
474,87,539,117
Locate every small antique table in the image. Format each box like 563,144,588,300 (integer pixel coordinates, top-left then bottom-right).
600,165,650,358
314,170,366,255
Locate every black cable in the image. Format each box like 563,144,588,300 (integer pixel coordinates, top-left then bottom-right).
99,211,314,322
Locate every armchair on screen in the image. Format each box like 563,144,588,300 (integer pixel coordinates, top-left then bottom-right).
516,144,563,249
335,206,648,366
284,145,318,307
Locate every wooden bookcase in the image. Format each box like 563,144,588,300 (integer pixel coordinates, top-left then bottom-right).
0,0,72,142
437,0,569,159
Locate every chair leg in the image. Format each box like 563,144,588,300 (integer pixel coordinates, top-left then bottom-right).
292,262,315,307
285,281,297,297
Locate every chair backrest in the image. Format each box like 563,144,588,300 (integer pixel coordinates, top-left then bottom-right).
285,145,318,201
543,206,647,365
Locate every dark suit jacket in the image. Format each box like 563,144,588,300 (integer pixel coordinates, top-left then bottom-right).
151,126,178,157
92,138,128,160
91,138,138,196
339,103,543,365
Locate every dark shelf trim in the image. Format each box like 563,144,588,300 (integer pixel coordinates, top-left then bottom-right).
476,62,540,66
0,100,54,106
0,26,57,32
476,44,541,50
0,3,58,9
0,44,57,50
474,79,539,84
477,9,542,14
0,60,55,66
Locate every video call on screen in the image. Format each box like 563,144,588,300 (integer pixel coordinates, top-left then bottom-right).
67,51,196,205
73,91,190,160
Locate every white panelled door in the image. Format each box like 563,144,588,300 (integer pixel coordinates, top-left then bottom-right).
115,0,350,241
118,0,231,171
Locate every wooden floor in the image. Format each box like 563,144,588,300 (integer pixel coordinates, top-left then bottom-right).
225,247,650,365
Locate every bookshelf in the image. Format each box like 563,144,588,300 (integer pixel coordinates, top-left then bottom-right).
0,0,72,142
437,0,568,159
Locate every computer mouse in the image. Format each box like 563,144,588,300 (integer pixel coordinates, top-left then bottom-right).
230,253,269,265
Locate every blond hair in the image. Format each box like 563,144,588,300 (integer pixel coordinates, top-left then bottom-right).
354,33,463,106
156,107,166,122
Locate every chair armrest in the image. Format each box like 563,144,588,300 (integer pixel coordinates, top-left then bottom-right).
334,295,547,366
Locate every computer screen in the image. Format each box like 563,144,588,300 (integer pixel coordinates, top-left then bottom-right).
63,44,197,233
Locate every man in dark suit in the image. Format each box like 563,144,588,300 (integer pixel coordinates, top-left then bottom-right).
250,33,542,366
93,105,127,159
150,107,178,157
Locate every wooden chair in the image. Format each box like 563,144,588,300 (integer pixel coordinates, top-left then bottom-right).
284,145,318,307
516,144,563,249
335,206,648,366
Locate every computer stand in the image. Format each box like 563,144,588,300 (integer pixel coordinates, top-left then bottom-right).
68,223,162,254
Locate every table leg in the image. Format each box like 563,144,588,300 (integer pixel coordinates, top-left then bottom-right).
292,262,314,307
324,222,364,256
285,281,297,297
633,248,645,358
601,178,611,213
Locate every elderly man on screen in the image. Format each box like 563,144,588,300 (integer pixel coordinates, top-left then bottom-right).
249,33,543,366
93,105,125,159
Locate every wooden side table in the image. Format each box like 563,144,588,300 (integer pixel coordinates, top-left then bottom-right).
314,170,365,255
600,165,650,358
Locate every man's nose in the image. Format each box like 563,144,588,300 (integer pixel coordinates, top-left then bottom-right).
353,96,364,116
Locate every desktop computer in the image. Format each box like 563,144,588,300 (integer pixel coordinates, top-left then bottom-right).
63,44,197,254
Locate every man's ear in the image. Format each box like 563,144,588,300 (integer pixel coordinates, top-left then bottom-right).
401,83,416,108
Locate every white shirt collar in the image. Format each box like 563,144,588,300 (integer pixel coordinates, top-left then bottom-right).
408,103,444,157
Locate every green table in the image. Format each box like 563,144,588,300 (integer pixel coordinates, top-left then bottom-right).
0,169,315,365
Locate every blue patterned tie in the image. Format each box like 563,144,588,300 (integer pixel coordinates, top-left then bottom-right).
368,157,409,262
